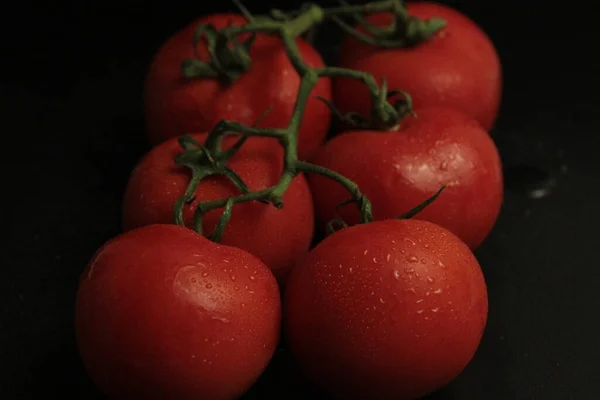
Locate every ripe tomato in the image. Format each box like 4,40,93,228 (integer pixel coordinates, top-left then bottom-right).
122,134,314,285
285,219,488,400
75,224,281,399
144,13,331,160
309,107,503,249
335,2,501,131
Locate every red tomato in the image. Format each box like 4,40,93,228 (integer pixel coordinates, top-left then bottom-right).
144,13,331,160
75,224,281,399
309,107,503,249
122,134,314,285
335,2,501,131
285,219,488,400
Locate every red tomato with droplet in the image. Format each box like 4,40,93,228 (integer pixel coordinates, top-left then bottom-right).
309,107,503,249
76,224,281,399
122,134,314,285
335,2,501,130
144,13,331,160
285,219,488,400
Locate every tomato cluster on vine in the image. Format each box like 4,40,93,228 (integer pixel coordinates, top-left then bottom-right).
75,1,503,399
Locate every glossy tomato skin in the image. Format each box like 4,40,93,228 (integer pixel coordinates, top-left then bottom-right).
76,224,281,399
144,13,331,160
335,2,501,131
285,219,488,400
122,134,314,285
309,107,503,249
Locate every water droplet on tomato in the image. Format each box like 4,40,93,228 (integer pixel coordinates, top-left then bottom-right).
379,297,386,304
427,276,435,283
393,270,401,280
404,287,417,294
420,258,426,264
191,277,197,283
404,238,416,246
404,267,415,274
230,275,236,282
249,276,256,281
416,299,424,304
439,161,448,171
438,260,446,269
233,286,240,291
431,308,439,312
416,309,424,314
205,283,212,289
386,254,391,262
372,257,378,264
202,272,209,277
407,255,419,263
434,288,443,294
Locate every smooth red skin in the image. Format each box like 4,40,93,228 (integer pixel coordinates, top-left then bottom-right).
122,134,314,285
309,107,503,249
75,224,281,400
144,13,332,160
335,2,501,131
285,219,488,400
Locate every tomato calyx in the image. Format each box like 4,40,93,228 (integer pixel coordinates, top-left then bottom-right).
332,0,446,49
181,23,256,84
395,185,446,219
318,84,415,131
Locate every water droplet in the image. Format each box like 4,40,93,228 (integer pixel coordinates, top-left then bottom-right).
420,259,426,265
416,299,424,304
416,309,424,314
205,283,212,289
434,288,443,294
204,338,209,342
386,254,391,262
339,264,342,269
407,255,419,263
223,259,229,263
364,250,369,255
426,291,431,296
380,297,386,304
438,260,446,269
349,267,354,272
427,276,435,283
230,275,236,282
249,276,256,281
233,286,240,291
404,238,416,246
191,277,197,283
373,257,378,264
439,161,448,171
202,272,209,277
393,270,401,280
404,267,415,274
405,287,417,294
424,243,430,249
241,303,246,307
431,308,439,312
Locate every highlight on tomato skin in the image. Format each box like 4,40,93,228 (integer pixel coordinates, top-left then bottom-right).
121,133,315,286
143,13,332,160
309,107,504,250
335,1,502,131
75,224,282,400
284,219,488,400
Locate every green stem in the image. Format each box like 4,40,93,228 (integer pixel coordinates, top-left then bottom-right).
171,0,446,242
296,162,373,224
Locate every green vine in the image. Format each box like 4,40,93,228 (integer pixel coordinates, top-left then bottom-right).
173,0,446,240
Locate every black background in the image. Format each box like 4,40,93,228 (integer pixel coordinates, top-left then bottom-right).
2,0,599,398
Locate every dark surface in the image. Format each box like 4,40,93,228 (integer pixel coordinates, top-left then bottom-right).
2,0,599,398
